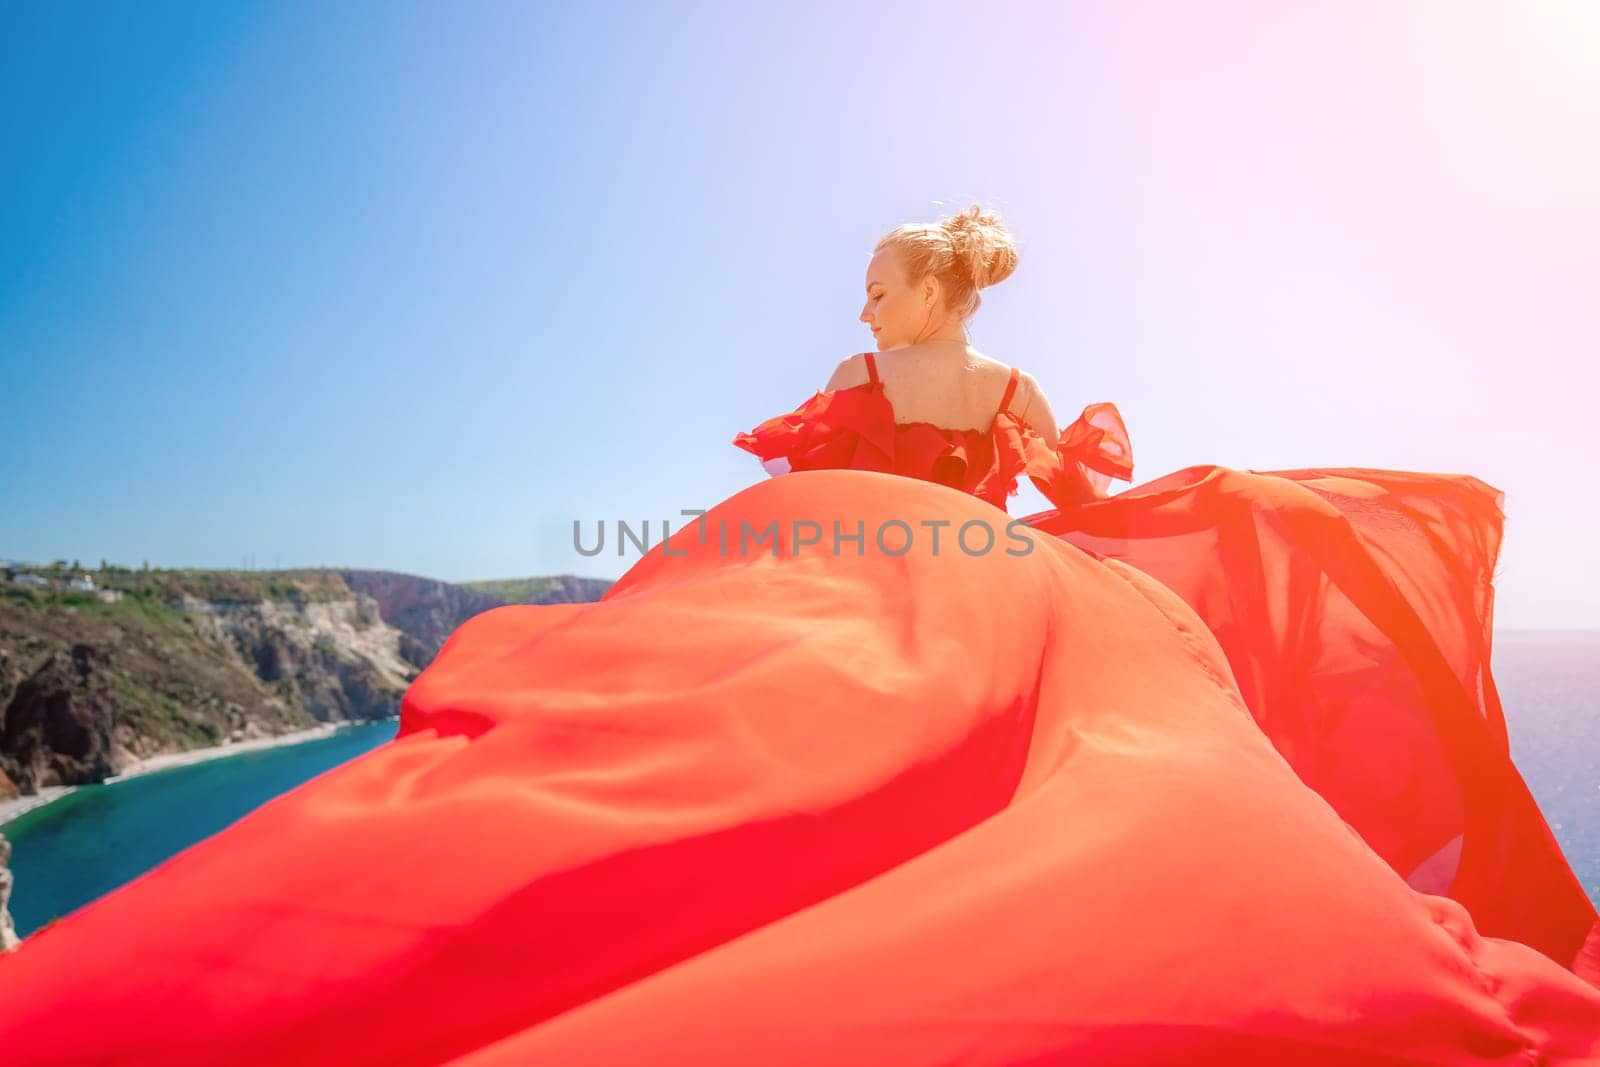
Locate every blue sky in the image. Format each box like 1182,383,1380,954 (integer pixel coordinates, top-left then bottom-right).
2,1,1596,627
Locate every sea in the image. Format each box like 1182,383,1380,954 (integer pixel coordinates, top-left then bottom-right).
1491,630,1600,904
2,720,399,937
3,631,1597,939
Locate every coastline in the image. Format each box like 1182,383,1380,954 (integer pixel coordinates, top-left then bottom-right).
0,720,393,829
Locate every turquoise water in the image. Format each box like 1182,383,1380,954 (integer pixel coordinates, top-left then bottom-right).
2,720,397,937
2,635,1596,939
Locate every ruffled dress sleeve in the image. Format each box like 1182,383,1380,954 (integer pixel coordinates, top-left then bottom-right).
732,385,896,476
995,401,1135,511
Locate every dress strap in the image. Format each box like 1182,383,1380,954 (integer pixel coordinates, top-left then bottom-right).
863,352,880,387
997,366,1020,415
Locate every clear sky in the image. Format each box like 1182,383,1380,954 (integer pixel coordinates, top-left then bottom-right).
2,1,1596,627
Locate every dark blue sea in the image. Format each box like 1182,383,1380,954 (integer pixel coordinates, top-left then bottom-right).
3,720,399,937
1495,630,1600,905
3,632,1597,939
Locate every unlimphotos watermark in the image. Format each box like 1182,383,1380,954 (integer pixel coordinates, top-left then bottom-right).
572,510,1038,559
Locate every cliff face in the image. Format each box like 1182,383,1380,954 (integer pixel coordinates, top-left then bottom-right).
0,567,613,798
177,593,413,725
338,570,506,668
339,570,615,667
0,575,413,793
0,645,120,793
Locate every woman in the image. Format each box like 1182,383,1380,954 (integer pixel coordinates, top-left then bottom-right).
734,206,1130,515
0,209,1596,1065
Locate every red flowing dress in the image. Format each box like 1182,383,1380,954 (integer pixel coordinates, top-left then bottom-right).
0,353,1597,1064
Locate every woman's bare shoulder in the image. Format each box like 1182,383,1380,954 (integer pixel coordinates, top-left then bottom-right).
1008,369,1060,443
823,352,872,392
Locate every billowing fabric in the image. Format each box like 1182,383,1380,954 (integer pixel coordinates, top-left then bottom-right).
742,372,1598,977
0,400,1597,1064
1038,464,1600,978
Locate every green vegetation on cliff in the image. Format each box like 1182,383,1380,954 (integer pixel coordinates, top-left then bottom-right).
460,575,613,605
0,568,408,798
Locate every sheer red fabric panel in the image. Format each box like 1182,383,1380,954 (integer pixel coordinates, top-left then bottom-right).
1028,464,1600,978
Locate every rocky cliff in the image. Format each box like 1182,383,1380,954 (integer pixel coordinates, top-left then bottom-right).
338,570,507,668
0,574,412,794
340,570,614,666
0,566,613,796
0,644,120,794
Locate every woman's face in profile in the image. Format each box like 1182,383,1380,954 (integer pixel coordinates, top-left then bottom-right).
859,249,925,351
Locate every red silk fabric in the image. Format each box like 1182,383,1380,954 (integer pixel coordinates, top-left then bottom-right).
1038,464,1600,978
742,386,1598,973
0,405,1597,1062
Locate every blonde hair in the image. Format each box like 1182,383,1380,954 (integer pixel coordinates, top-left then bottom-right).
873,203,1019,326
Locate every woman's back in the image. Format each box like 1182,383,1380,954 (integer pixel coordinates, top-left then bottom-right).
735,340,1130,514
825,340,1059,444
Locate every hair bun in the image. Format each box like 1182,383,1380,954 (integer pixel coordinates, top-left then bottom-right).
941,204,1018,290
872,203,1020,327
